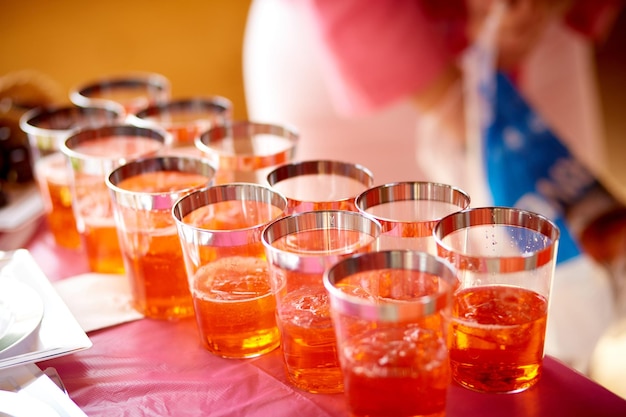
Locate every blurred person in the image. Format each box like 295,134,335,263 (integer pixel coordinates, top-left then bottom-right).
244,0,620,191
243,0,623,374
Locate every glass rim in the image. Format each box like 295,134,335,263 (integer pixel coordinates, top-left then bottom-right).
106,155,217,209
266,159,374,187
324,250,458,322
61,124,169,160
355,181,471,235
194,120,298,160
433,206,560,272
20,105,124,153
69,72,171,107
355,181,471,211
262,209,381,254
129,95,233,121
20,105,124,135
172,181,288,232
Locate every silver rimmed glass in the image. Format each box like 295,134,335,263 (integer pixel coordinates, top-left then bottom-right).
61,124,167,274
355,181,470,253
434,206,560,393
262,209,381,394
267,159,374,214
324,250,458,417
195,120,298,184
70,72,171,116
106,155,216,319
19,105,124,249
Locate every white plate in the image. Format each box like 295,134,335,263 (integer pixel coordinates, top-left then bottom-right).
0,390,61,417
0,280,44,357
0,249,92,369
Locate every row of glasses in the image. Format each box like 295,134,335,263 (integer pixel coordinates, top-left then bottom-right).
21,72,562,416
19,72,173,252
256,161,560,416
96,108,559,416
317,207,559,416
20,104,125,249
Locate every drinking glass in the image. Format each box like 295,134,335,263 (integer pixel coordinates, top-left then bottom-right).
173,183,287,358
19,105,123,248
434,206,560,393
267,159,374,214
324,250,458,417
106,156,216,319
61,124,167,274
262,210,381,394
127,96,233,156
70,72,171,116
355,181,470,253
195,120,298,184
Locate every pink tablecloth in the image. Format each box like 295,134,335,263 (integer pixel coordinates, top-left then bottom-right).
26,223,626,417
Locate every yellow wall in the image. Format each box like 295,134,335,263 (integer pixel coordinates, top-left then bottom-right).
0,0,251,119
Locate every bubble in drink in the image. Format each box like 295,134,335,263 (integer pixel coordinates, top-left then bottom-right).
191,256,279,358
448,285,548,393
277,286,343,393
341,327,449,417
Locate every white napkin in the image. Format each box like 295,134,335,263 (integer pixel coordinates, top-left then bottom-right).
53,273,144,333
0,363,87,417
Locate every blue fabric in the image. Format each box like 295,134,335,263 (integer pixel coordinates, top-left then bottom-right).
484,73,601,263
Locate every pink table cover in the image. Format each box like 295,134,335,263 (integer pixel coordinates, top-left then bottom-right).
25,221,626,417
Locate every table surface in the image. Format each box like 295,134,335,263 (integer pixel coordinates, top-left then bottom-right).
22,221,626,417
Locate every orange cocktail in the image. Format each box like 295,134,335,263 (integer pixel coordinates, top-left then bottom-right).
34,153,80,248
277,284,339,392
448,285,548,393
341,326,449,417
63,125,166,274
191,255,278,357
109,160,214,319
434,206,560,394
324,251,457,417
128,97,233,154
263,211,381,394
20,105,124,249
174,185,287,358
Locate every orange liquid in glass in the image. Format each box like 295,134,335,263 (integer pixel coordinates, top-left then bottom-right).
115,171,211,319
448,285,548,393
278,285,342,394
191,256,279,358
72,135,164,274
271,228,376,393
342,327,449,417
82,223,125,274
35,154,80,249
181,200,283,357
45,179,80,249
122,231,193,319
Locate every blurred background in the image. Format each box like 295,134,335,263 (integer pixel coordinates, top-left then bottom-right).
0,0,623,185
0,0,251,119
